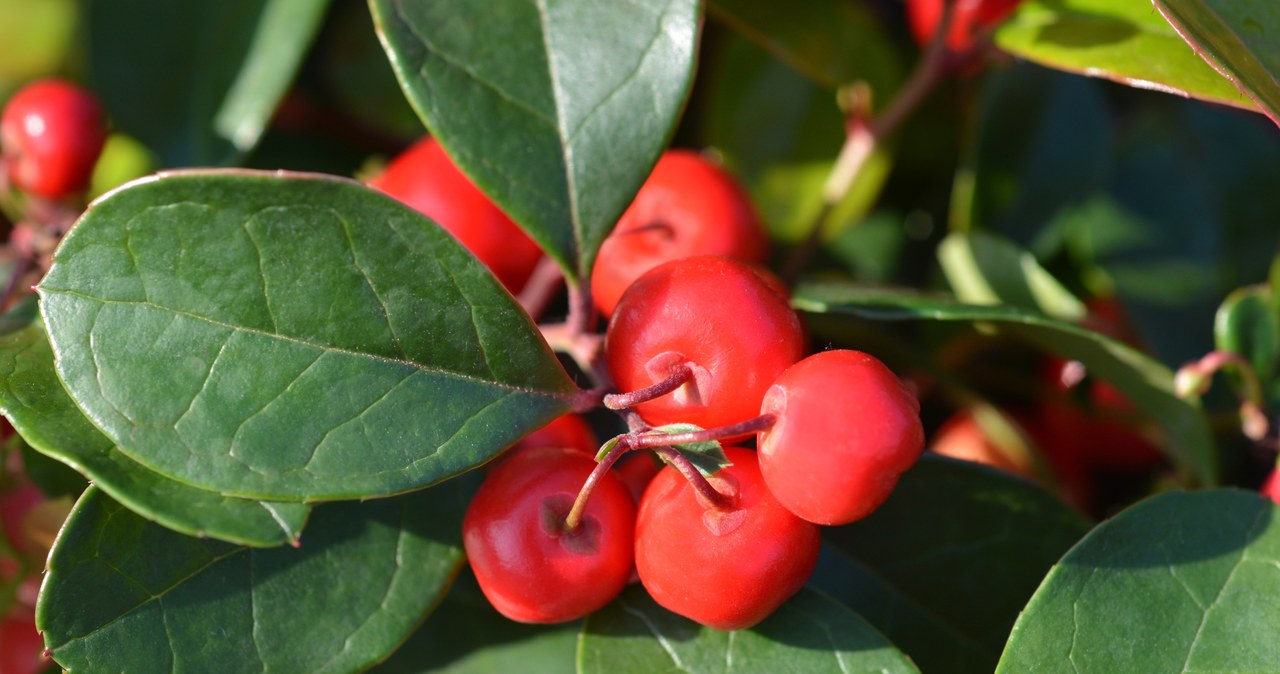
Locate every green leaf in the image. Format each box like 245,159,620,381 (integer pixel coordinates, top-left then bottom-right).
369,0,701,282
816,455,1090,674
38,170,577,501
213,0,333,152
88,0,321,166
0,294,37,335
993,0,1255,114
579,586,921,673
1214,285,1280,409
650,423,732,476
371,569,578,674
1154,0,1280,127
706,0,904,92
792,282,1218,484
997,490,1280,672
38,480,475,673
0,323,309,547
938,231,1087,321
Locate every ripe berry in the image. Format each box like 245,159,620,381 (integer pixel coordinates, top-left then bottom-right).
463,446,635,623
634,447,819,631
0,614,46,674
367,136,543,293
510,413,597,457
1262,468,1280,505
929,408,1034,477
758,350,924,525
591,150,768,316
1,78,107,199
606,256,806,430
1040,358,1163,472
905,0,1023,52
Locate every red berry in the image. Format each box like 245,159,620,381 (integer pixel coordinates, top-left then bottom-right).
1262,468,1280,505
634,447,819,631
463,446,635,624
905,0,1023,52
591,150,768,316
606,256,806,430
510,414,597,457
0,482,43,558
613,451,662,503
1,78,107,199
758,350,924,525
368,136,543,293
929,408,1034,477
0,614,46,674
1040,358,1163,472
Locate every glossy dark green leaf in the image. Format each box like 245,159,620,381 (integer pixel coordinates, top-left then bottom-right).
371,569,578,674
998,490,1280,672
0,294,37,335
1214,285,1280,409
815,456,1090,674
701,34,894,243
214,0,333,151
993,0,1255,113
38,171,577,500
1154,0,1280,127
938,231,1086,321
707,0,903,91
0,323,309,547
579,586,921,674
792,282,1217,484
39,481,474,673
370,0,701,281
88,0,320,166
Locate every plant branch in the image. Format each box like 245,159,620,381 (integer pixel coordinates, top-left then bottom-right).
603,363,692,409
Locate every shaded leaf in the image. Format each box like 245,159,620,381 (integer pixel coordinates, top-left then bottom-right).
579,586,920,674
38,480,475,673
38,171,577,501
815,455,1090,674
997,490,1280,672
792,282,1217,484
0,323,309,547
938,231,1086,321
214,0,333,151
994,0,1255,113
706,0,903,91
1154,0,1280,127
370,0,701,281
88,0,327,166
371,569,578,674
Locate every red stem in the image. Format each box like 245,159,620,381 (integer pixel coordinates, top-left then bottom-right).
604,363,692,409
516,256,565,322
653,446,734,510
628,414,776,449
563,438,630,531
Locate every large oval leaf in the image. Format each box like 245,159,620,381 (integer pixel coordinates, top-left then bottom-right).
792,282,1218,484
88,0,326,166
38,479,475,673
815,456,1090,674
1154,0,1280,128
580,586,921,673
371,570,578,674
370,0,701,282
993,0,1255,114
0,323,309,547
997,490,1280,672
38,171,577,501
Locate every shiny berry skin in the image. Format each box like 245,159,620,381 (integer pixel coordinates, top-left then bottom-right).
368,136,543,293
634,447,819,631
510,413,597,457
591,150,768,316
906,0,1023,52
463,446,635,624
1,79,107,199
606,256,806,430
758,350,924,525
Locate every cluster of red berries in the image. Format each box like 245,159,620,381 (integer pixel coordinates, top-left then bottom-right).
370,140,926,630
